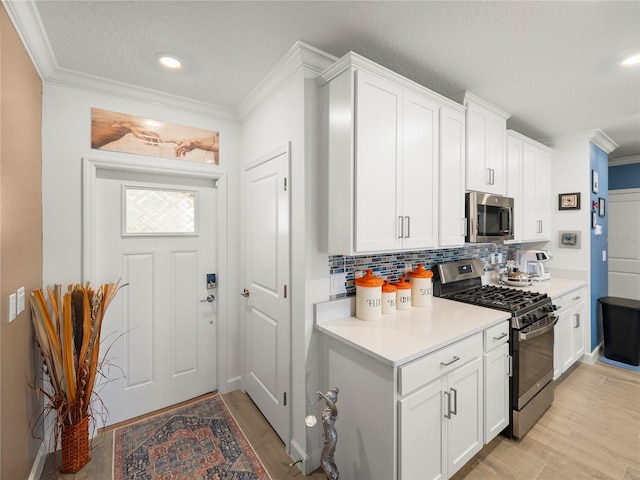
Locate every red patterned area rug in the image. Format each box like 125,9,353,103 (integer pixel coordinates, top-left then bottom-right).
113,393,271,480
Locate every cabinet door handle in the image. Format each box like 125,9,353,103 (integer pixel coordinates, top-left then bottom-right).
493,332,508,342
443,390,451,419
398,216,404,239
450,388,458,416
440,356,460,367
462,218,467,236
485,168,492,185
507,354,513,377
574,313,580,328
405,216,410,238
490,168,495,185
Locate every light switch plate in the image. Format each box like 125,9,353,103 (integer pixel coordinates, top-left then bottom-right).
9,293,17,322
329,274,347,295
17,287,25,314
602,250,607,262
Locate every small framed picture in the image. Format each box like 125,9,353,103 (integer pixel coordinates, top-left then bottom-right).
558,192,581,210
592,170,599,194
599,197,606,217
592,210,597,229
559,231,581,248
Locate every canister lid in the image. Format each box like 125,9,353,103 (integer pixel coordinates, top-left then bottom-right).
408,264,434,279
393,278,411,290
382,280,397,293
355,269,383,287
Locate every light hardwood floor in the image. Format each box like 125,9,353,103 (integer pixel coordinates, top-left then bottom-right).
40,361,639,480
452,361,640,480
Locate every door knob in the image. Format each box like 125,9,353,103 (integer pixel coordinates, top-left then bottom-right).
241,288,250,298
200,294,215,303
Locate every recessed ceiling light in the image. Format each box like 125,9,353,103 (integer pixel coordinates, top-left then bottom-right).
621,53,640,66
158,55,183,71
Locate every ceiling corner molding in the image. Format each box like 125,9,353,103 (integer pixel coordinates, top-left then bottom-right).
236,41,336,121
2,0,57,79
542,128,619,154
45,67,237,120
451,91,511,120
609,155,640,166
588,129,619,154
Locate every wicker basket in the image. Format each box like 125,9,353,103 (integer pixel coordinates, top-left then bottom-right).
60,416,91,473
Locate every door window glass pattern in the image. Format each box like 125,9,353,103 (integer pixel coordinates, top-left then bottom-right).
124,187,197,235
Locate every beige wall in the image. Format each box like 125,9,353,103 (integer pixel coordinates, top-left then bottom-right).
1,4,43,478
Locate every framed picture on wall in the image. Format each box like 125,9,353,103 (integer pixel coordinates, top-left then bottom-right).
599,198,606,217
592,170,599,193
558,192,581,210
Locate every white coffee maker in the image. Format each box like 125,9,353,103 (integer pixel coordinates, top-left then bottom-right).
515,250,553,281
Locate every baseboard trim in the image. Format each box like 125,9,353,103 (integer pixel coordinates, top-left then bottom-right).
289,438,322,475
581,343,603,364
28,440,47,480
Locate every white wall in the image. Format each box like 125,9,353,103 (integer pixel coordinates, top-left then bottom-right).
239,44,334,473
41,83,243,390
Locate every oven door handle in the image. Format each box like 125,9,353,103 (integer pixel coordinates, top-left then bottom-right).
519,316,558,341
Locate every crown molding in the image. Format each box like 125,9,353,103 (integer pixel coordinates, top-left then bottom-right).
236,41,336,120
4,0,236,120
540,128,619,154
2,0,57,79
609,155,640,166
451,90,511,120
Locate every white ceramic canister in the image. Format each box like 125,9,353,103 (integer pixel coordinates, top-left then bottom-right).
355,269,383,320
408,264,434,307
394,278,412,310
381,280,397,314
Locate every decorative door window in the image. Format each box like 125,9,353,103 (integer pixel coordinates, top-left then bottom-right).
123,187,198,235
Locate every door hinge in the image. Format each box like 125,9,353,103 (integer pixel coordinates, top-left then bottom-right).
284,177,288,191
283,392,287,406
284,284,287,298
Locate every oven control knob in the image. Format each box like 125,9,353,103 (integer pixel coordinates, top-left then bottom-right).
543,304,557,313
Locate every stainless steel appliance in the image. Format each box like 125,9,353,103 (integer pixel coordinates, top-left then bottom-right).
433,259,558,439
465,192,514,243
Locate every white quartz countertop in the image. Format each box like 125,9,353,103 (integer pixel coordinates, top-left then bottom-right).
315,297,510,367
315,276,588,367
494,276,586,299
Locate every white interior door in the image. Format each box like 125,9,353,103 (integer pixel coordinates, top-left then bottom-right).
242,149,290,443
93,167,217,425
608,189,640,300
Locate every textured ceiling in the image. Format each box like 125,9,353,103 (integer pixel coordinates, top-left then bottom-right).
17,1,640,158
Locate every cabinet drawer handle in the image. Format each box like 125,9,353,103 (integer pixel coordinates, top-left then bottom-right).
493,332,508,341
440,356,460,367
573,296,581,301
443,390,451,419
450,388,458,416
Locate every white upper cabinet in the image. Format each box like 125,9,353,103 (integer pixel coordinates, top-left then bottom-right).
454,92,510,196
439,106,467,247
318,53,464,255
507,130,552,242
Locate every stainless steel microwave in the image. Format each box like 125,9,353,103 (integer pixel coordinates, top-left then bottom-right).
465,192,514,243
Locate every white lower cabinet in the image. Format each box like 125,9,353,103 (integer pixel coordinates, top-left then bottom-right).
483,321,510,443
399,356,483,480
554,287,586,379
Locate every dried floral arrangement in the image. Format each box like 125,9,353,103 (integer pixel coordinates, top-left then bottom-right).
30,281,122,473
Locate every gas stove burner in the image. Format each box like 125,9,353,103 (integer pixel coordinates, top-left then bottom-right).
448,285,548,313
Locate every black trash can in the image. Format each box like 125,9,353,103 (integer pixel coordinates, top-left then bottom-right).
598,296,640,366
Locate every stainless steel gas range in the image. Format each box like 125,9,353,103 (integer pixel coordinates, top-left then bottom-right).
433,259,558,439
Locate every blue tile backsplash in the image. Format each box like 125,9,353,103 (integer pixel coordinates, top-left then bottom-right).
329,244,521,297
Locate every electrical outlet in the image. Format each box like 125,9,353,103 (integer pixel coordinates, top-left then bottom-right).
17,287,25,314
9,293,17,323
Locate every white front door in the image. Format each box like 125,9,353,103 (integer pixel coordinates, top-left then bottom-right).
242,148,291,443
93,167,217,425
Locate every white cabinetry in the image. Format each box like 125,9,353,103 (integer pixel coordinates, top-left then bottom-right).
439,106,467,247
553,287,586,379
399,334,483,480
506,130,552,242
482,321,510,443
455,92,510,196
319,53,465,255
